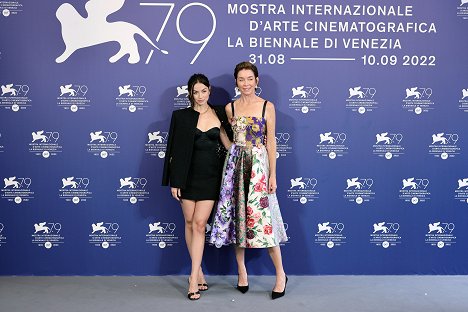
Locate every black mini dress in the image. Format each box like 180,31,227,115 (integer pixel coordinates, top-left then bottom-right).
180,127,221,200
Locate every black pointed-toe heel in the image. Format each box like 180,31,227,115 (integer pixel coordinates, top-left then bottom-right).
236,284,249,294
271,275,288,300
236,274,249,293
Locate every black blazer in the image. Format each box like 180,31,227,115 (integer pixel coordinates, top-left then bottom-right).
161,104,232,189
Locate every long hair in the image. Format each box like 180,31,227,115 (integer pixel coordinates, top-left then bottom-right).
187,73,210,107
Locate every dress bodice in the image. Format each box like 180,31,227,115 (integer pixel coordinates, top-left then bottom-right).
194,127,220,151
231,116,266,148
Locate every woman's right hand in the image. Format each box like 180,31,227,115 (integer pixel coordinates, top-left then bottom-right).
171,187,181,201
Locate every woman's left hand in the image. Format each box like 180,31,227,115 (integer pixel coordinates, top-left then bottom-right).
268,176,277,194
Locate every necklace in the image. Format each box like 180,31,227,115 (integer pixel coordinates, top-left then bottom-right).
196,105,210,114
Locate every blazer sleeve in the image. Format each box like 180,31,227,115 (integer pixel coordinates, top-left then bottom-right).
161,111,176,186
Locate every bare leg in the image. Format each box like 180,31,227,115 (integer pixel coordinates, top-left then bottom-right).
180,199,199,299
189,200,214,290
181,199,214,298
268,246,286,292
235,246,248,286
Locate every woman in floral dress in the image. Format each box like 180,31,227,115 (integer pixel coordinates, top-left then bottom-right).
210,62,288,299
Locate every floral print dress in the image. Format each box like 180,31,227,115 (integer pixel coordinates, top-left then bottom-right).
210,102,288,248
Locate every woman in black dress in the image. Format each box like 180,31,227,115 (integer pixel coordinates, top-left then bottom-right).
162,74,231,300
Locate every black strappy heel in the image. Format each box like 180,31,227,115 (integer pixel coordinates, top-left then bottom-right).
187,291,200,300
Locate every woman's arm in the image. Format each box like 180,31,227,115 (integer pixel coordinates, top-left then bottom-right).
265,101,277,194
220,126,232,150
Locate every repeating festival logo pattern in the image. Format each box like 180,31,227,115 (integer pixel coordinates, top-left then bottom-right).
428,132,461,159
425,222,456,248
57,84,90,112
343,177,375,204
314,222,346,248
89,222,121,249
346,86,378,114
0,0,467,275
402,86,434,114
59,177,92,204
370,222,401,248
146,220,179,248
316,132,348,159
0,82,31,111
457,0,468,19
287,177,319,204
276,131,293,158
0,1,23,17
31,222,64,249
288,85,322,114
173,85,190,109
145,130,169,158
115,84,148,113
399,177,430,204
87,130,120,158
117,177,149,204
454,178,468,203
1,176,34,204
372,132,405,159
28,130,62,158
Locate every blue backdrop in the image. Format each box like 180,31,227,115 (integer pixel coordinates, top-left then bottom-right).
1,0,468,275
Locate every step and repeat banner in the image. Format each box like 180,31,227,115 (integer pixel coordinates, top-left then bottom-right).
0,0,467,275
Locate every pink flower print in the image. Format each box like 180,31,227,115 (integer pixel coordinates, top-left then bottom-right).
263,225,272,235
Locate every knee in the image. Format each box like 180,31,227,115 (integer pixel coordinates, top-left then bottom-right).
185,219,193,229
193,220,206,234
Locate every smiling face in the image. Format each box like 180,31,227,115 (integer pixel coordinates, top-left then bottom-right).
236,69,258,96
191,82,210,106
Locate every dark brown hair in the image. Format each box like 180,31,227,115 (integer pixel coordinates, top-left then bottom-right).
234,61,259,80
187,73,210,107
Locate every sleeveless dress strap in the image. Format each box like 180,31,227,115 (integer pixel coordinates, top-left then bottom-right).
262,101,267,118
231,101,235,117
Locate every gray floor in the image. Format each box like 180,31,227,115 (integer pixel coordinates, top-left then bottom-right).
0,275,467,312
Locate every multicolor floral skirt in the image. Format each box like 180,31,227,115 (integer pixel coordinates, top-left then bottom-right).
209,144,288,248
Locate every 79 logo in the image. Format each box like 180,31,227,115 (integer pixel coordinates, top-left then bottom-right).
349,86,376,99
59,85,88,97
346,178,373,190
402,178,429,190
61,177,90,189
31,131,60,143
3,177,31,189
160,222,176,234
276,133,291,144
118,85,146,97
89,131,118,143
292,86,319,99
319,132,347,145
34,222,62,234
372,222,399,234
1,84,29,96
375,133,403,145
119,177,147,189
428,222,455,234
317,222,344,234
290,177,317,190
91,222,119,234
